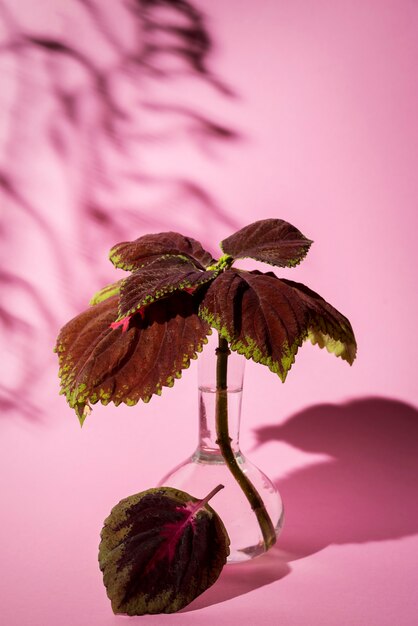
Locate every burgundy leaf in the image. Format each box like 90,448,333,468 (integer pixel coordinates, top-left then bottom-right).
55,293,211,424
117,256,218,321
279,277,357,363
109,231,216,271
199,269,356,381
99,485,230,615
220,218,313,268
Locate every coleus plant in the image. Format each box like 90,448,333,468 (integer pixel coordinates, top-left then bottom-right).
55,219,356,614
99,484,230,614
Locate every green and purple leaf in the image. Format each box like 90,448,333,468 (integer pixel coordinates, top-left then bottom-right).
99,485,230,615
279,278,357,362
199,269,356,381
55,292,211,425
109,231,216,272
220,218,313,268
55,219,356,422
89,280,122,306
117,256,218,321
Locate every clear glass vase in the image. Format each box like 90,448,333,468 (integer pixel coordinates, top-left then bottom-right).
158,334,284,563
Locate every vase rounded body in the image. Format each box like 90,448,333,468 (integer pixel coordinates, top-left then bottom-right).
158,336,284,563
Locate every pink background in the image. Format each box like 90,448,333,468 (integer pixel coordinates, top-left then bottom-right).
1,1,417,624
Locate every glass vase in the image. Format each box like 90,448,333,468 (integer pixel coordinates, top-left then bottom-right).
158,333,284,563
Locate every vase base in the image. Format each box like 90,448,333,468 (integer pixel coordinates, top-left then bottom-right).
226,509,285,563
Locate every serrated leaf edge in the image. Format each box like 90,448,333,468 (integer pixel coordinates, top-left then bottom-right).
198,305,302,382
57,330,212,423
110,251,205,272
199,305,356,382
219,241,313,269
117,271,218,321
89,280,123,306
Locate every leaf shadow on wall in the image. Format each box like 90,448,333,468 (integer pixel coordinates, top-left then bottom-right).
185,396,418,610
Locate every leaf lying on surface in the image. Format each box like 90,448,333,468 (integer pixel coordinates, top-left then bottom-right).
109,231,216,272
220,218,313,268
199,269,356,381
117,256,218,321
99,485,230,615
55,292,210,425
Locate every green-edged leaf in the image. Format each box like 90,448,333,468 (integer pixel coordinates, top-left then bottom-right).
220,218,313,268
117,256,218,321
199,269,356,382
89,280,122,306
109,231,216,271
55,292,210,424
99,484,229,615
280,278,357,363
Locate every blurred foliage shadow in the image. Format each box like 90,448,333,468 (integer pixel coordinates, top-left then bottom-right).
0,0,241,420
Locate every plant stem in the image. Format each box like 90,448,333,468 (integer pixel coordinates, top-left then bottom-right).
215,334,277,551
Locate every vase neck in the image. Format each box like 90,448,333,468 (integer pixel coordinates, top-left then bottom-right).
196,335,245,455
197,386,243,453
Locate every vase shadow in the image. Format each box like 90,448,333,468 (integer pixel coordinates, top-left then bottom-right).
181,396,418,612
254,396,418,559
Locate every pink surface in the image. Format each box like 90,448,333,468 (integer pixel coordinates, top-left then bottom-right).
1,1,418,625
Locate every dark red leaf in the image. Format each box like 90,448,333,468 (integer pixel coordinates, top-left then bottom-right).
279,277,357,362
199,269,356,381
55,293,210,424
117,256,218,321
99,485,230,615
220,218,313,268
109,231,216,271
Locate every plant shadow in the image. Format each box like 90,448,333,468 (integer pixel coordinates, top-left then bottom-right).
0,0,241,422
255,396,418,558
185,396,418,610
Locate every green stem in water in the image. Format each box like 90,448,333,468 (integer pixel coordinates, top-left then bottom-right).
215,334,276,551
